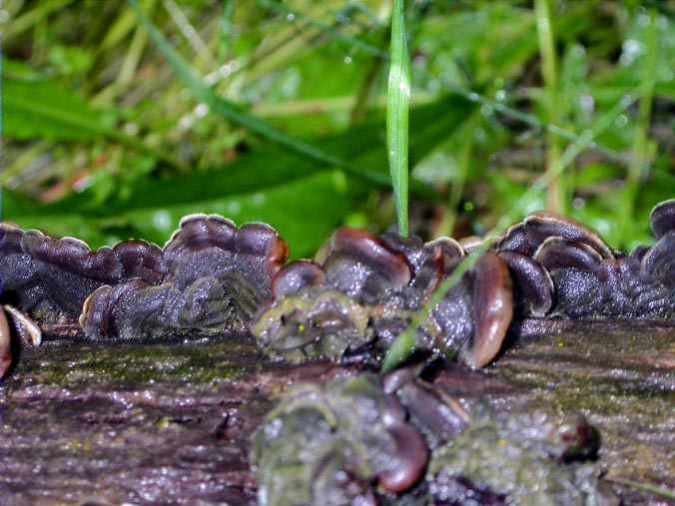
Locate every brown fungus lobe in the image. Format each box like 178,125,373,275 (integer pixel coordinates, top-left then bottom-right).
0,309,12,379
465,252,513,368
377,423,429,493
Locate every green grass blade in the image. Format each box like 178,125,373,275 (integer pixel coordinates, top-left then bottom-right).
382,92,638,373
535,0,564,214
130,0,407,193
387,0,411,237
605,478,675,501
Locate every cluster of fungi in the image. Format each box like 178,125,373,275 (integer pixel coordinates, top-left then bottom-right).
0,199,672,504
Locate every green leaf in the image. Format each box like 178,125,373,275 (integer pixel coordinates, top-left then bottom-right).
34,93,474,217
4,93,475,257
3,77,182,167
7,171,352,259
387,0,411,237
3,78,116,141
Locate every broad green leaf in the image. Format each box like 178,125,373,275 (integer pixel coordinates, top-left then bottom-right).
7,171,352,259
4,93,474,257
3,78,180,167
4,78,116,140
32,93,474,217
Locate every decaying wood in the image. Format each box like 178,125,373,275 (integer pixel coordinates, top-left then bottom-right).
0,320,673,504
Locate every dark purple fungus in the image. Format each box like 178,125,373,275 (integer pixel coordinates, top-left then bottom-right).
80,216,289,340
317,228,411,304
498,212,614,260
21,231,121,316
498,251,553,317
642,231,675,288
254,231,515,368
112,240,166,284
533,232,675,320
650,198,675,239
164,215,287,297
534,237,605,273
385,369,470,449
0,224,56,319
381,234,463,306
0,224,167,327
271,261,326,299
81,274,262,340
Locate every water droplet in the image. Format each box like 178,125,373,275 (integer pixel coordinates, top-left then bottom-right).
495,90,506,102
226,201,242,215
153,211,172,231
572,197,586,210
344,56,352,64
468,92,481,102
579,94,594,115
620,39,642,66
286,13,295,21
178,116,193,131
124,123,139,136
615,114,629,127
195,103,209,118
251,193,266,206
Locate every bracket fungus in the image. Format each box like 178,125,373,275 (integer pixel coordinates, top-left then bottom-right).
253,228,515,369
1,200,674,377
80,215,288,340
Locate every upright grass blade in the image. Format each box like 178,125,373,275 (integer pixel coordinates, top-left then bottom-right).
387,0,411,237
535,0,564,214
381,93,638,373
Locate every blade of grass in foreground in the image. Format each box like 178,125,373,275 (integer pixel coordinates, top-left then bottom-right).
381,93,638,373
387,0,411,237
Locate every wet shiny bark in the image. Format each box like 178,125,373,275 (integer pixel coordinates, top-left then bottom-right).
0,320,673,505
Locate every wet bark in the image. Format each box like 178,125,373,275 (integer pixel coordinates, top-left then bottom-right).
0,320,673,505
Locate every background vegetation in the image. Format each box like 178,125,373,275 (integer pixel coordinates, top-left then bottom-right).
3,0,674,258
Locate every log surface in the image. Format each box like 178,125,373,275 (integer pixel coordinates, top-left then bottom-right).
0,320,674,505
